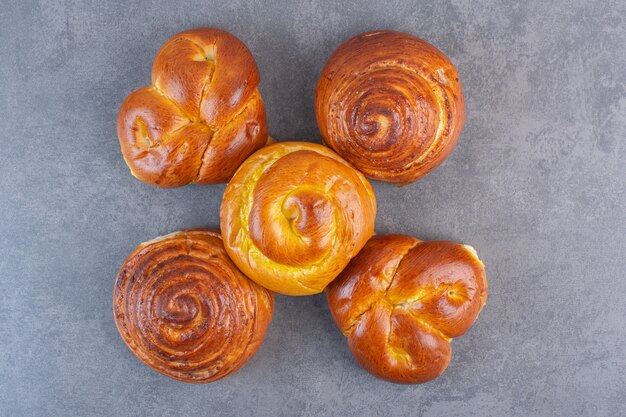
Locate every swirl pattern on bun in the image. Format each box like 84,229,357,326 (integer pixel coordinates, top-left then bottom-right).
326,235,487,384
315,30,465,184
220,142,376,296
113,229,273,383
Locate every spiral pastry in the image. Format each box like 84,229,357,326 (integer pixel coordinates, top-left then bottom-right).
113,229,273,383
220,142,377,296
326,235,487,384
117,28,268,187
315,30,465,184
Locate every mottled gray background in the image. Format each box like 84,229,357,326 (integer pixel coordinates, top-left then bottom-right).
1,0,624,416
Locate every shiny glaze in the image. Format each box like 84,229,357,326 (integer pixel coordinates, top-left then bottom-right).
220,142,377,296
117,28,268,187
326,235,487,384
315,30,465,184
113,229,274,383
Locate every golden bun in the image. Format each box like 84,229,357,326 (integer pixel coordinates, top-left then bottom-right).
113,229,273,383
326,234,487,384
220,142,376,296
315,30,465,184
117,28,268,187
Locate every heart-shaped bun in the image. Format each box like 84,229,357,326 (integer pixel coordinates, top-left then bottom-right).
117,28,268,187
326,235,487,383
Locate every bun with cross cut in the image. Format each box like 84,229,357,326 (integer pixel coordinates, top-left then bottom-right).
325,234,487,384
117,28,268,187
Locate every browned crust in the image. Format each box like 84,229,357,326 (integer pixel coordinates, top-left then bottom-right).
113,229,274,383
326,234,487,384
315,30,465,184
117,28,268,187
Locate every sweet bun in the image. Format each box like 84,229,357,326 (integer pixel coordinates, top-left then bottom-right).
326,234,487,384
117,28,268,187
315,30,465,184
113,229,273,383
220,142,377,296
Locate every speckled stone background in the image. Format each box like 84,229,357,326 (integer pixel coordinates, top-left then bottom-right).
1,1,624,416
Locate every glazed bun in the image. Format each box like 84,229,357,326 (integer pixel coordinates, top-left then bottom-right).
113,229,273,383
220,142,376,296
315,30,465,184
326,235,487,384
117,28,268,187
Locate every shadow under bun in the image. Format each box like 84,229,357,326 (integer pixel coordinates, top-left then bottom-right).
220,142,377,296
113,229,274,383
326,234,487,384
315,30,465,184
117,28,268,187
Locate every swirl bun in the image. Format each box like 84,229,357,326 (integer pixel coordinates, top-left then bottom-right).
117,28,268,187
220,142,376,296
315,30,465,184
326,235,487,384
113,229,273,383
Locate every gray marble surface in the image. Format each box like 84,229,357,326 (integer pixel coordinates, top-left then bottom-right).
1,1,625,416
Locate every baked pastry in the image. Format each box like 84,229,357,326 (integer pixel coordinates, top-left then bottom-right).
326,235,487,384
315,30,465,184
113,229,273,383
220,142,376,296
117,28,268,187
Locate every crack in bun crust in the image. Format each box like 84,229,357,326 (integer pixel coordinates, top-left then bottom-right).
117,28,268,187
325,234,487,384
